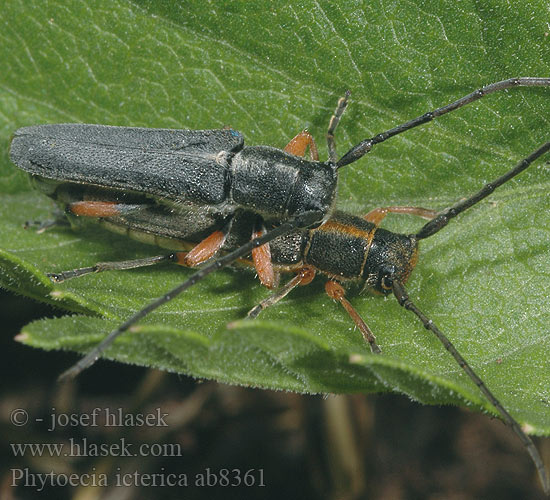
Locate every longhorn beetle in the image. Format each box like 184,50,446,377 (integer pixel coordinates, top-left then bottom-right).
9,77,550,494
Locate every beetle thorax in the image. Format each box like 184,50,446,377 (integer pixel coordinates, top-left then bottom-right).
230,146,337,222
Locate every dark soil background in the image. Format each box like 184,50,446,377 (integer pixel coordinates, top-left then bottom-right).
1,289,548,500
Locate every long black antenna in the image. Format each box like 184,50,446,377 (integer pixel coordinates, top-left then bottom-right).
387,142,550,495
336,77,550,168
391,280,550,496
415,142,550,240
58,209,323,381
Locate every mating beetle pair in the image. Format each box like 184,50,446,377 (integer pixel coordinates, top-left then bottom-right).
9,77,550,494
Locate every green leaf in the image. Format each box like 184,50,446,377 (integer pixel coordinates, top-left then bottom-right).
1,0,550,433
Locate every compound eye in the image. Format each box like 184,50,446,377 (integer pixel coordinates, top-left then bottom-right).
381,276,393,291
